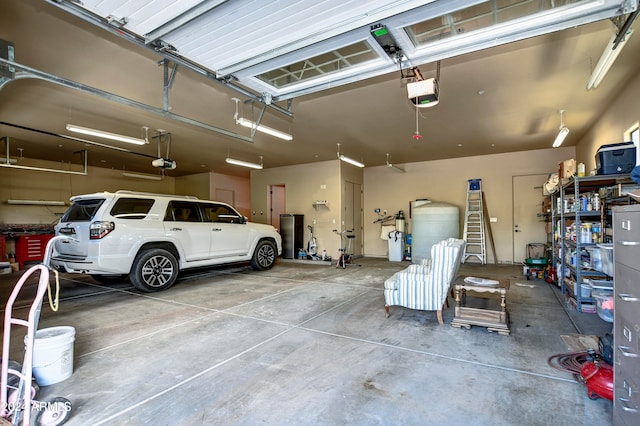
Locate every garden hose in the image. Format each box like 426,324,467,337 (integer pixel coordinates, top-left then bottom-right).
47,269,60,312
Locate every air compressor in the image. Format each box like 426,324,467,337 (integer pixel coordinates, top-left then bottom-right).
547,348,613,401
580,357,613,401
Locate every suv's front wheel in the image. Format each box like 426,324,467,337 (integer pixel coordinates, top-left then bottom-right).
251,240,277,271
130,248,178,292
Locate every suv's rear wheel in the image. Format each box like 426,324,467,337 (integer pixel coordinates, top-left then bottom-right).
130,248,178,292
251,240,277,271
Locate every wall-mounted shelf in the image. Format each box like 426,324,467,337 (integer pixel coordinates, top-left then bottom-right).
312,200,329,210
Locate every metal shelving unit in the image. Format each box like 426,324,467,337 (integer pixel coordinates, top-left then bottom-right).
553,174,633,312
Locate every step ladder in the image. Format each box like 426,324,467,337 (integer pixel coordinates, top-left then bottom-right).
463,179,487,264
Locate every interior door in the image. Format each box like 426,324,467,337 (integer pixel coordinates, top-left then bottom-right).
269,185,285,231
344,181,363,256
513,174,549,263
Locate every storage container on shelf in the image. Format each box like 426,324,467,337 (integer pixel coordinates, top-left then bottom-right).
586,278,614,291
595,141,636,175
586,243,614,276
592,290,614,323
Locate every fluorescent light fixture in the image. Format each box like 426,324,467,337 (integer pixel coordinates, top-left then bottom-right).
122,172,162,180
338,154,365,168
225,156,263,170
66,124,149,145
587,29,633,90
7,199,66,206
553,127,570,148
552,110,570,148
232,98,292,141
236,117,293,141
337,143,364,168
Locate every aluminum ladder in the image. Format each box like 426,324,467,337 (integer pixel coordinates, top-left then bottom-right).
462,179,486,264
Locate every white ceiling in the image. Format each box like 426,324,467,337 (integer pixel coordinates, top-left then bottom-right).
1,0,639,178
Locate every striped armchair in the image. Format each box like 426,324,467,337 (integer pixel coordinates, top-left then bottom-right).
384,238,465,324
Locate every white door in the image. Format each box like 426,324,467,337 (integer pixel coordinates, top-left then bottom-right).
269,185,285,231
344,181,363,256
513,174,549,263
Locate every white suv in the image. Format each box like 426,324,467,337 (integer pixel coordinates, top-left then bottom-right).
51,191,282,292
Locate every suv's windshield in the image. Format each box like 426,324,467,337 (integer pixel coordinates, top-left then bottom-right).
61,198,105,222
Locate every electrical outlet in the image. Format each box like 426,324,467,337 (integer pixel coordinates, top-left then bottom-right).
490,217,498,222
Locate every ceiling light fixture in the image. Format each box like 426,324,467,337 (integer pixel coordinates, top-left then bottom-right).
586,28,633,90
337,143,364,168
386,153,405,173
7,199,66,206
236,117,293,141
225,155,263,170
232,98,292,141
552,109,570,148
122,172,162,180
66,124,149,145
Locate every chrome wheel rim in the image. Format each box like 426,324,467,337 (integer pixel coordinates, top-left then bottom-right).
257,244,275,268
141,255,175,288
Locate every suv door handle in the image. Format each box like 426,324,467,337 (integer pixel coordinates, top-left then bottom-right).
171,227,182,231
212,228,222,231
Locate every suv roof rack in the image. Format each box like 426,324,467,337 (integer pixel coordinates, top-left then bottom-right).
115,190,199,200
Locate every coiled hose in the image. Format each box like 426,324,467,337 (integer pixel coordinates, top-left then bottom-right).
547,349,599,382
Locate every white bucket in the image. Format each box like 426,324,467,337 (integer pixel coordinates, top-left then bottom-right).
26,326,76,386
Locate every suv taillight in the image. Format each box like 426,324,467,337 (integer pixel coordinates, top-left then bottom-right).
90,221,114,239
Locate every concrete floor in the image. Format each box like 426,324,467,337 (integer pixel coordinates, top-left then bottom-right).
0,258,613,425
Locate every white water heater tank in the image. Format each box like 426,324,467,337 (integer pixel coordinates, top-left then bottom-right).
410,200,459,264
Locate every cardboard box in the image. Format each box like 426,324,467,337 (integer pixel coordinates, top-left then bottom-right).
559,159,576,178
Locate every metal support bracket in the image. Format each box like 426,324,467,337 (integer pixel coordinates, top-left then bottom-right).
0,56,254,143
159,59,179,112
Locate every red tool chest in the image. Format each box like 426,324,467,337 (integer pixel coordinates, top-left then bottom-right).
15,234,55,270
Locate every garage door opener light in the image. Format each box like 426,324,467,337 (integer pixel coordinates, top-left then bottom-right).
66,124,149,145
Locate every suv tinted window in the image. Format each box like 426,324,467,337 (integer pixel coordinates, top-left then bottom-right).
61,198,105,222
110,198,155,219
200,203,242,223
164,201,202,222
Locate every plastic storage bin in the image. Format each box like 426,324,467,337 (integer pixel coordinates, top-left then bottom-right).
592,290,614,323
586,244,613,276
595,141,636,175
